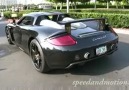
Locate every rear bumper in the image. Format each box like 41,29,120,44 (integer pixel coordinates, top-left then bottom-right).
42,40,118,69
66,47,117,69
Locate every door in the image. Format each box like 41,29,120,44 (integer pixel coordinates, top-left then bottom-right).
13,16,34,46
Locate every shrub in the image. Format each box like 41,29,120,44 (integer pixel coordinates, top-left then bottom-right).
4,10,34,19
3,10,129,28
69,12,129,28
4,11,12,19
61,4,129,9
61,9,129,14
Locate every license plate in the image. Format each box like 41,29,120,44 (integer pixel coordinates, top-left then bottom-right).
96,46,107,55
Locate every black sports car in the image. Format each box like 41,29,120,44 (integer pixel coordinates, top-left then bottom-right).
5,12,118,73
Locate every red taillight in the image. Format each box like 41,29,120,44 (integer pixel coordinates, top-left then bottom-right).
48,35,76,46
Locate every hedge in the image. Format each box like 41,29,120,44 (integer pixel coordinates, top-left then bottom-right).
61,4,129,9
4,12,28,19
65,9,129,14
3,9,57,19
69,12,129,28
3,10,129,28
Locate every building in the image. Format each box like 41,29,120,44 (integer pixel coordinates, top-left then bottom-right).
17,0,44,5
0,0,17,5
0,0,47,5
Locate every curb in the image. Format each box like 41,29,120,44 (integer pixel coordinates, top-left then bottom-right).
114,28,129,35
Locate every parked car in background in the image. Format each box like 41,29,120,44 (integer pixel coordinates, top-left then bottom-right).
38,3,53,10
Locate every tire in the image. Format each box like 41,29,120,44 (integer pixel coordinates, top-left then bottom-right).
5,28,14,45
30,39,50,73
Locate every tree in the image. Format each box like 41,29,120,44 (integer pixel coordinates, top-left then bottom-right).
47,0,59,10
47,0,65,10
59,0,65,10
113,0,122,9
121,0,127,9
70,0,78,9
81,0,90,3
98,0,112,9
95,0,97,8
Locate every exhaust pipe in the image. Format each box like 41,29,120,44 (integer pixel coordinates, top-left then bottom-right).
84,52,90,59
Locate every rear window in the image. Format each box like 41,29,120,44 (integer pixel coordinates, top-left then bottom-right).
71,19,105,31
83,20,100,30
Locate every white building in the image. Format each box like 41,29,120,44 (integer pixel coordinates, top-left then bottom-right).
0,0,17,5
17,0,44,5
0,0,47,5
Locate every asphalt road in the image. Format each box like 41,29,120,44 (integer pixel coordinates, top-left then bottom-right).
0,22,129,90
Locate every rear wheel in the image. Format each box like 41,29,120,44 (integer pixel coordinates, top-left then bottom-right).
5,28,14,45
30,39,50,73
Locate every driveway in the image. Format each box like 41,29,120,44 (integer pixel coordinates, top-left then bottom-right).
0,22,129,90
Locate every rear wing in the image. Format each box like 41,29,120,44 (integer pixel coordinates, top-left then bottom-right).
58,18,106,34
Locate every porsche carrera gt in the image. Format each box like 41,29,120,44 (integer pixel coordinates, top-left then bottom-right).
5,12,118,73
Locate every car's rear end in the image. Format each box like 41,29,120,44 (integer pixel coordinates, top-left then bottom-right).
40,18,118,69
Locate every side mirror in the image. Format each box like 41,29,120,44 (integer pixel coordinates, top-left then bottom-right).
8,19,16,24
12,19,16,23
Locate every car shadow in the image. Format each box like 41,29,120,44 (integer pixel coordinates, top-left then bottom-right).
0,22,7,37
48,41,129,75
0,44,20,58
0,68,6,71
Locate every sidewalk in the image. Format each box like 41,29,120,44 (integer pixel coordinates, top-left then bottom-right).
114,28,129,35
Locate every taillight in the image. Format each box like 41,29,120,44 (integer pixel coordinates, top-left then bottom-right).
48,35,76,46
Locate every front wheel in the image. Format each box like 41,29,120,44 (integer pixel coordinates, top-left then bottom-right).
5,28,14,45
30,39,50,73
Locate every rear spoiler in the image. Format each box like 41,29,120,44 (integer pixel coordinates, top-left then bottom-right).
58,18,106,34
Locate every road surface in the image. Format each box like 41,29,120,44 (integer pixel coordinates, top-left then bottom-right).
0,22,129,90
